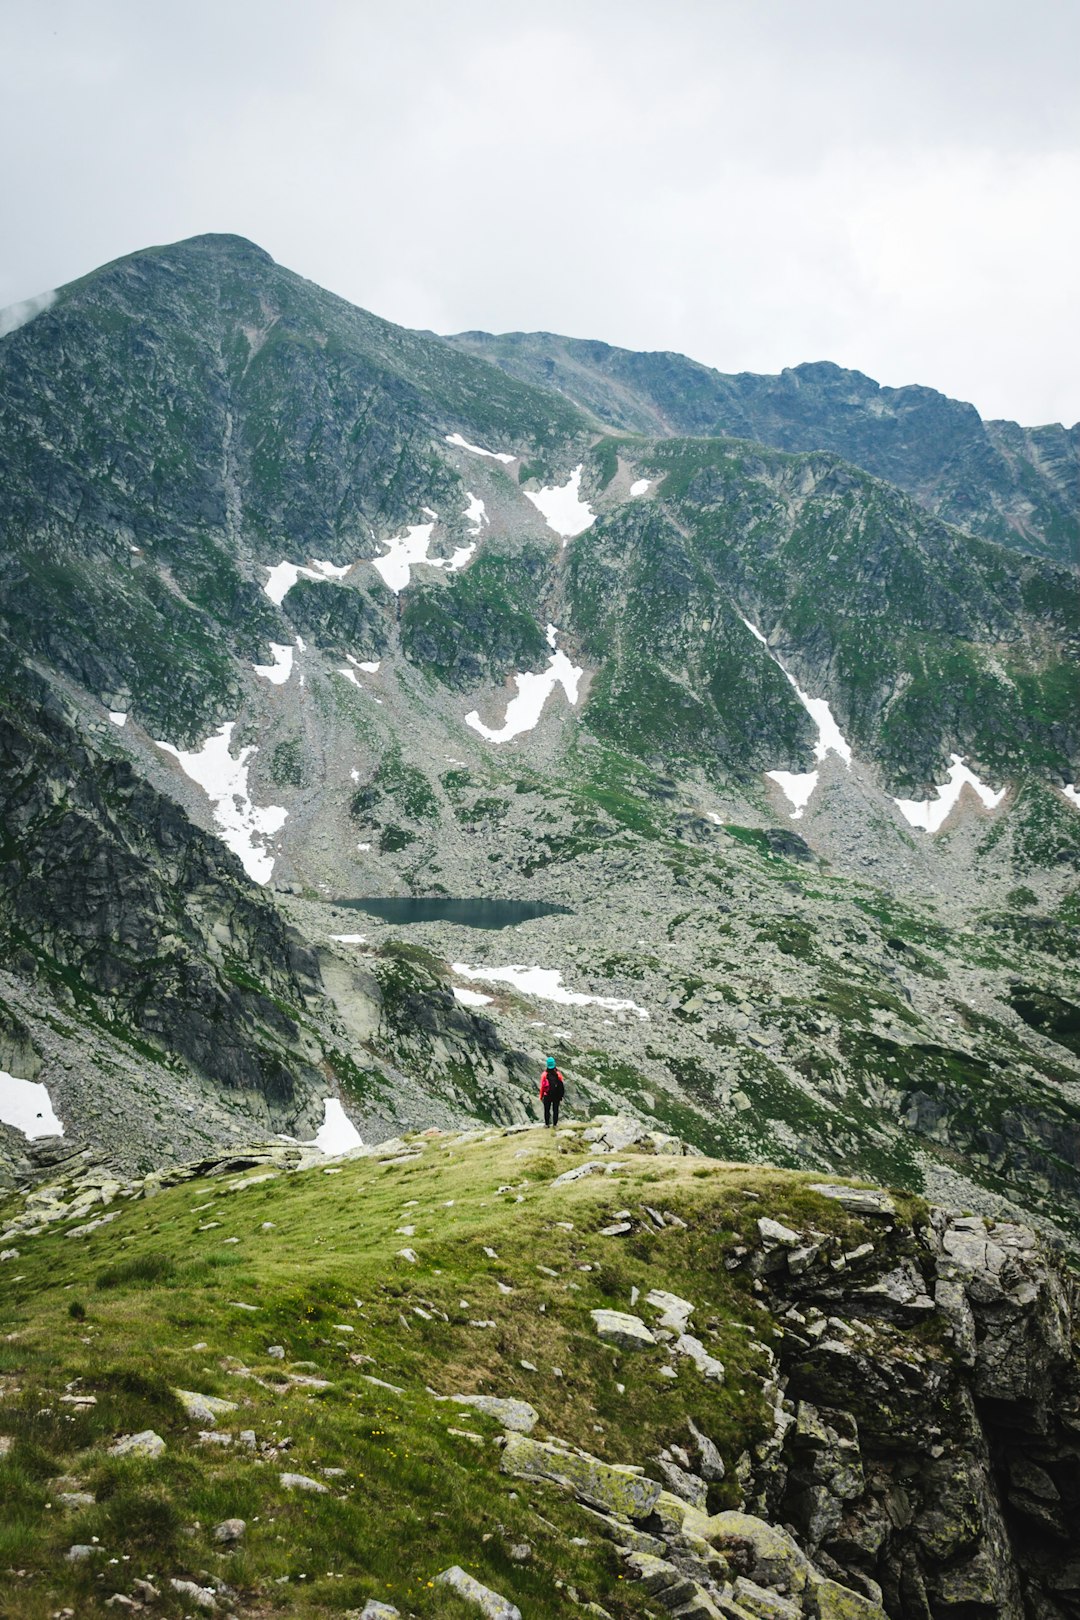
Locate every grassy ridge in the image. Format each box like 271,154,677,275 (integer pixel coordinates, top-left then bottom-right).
0,1129,894,1619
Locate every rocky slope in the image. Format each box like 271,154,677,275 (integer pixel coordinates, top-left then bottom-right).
1,1123,1077,1620
2,234,1080,1251
447,334,1080,564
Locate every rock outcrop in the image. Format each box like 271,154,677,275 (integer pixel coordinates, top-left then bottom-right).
734,1201,1080,1619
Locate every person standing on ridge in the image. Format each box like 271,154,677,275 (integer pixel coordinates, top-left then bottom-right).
540,1057,565,1128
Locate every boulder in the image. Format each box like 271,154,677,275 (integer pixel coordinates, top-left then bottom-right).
109,1430,165,1459
435,1565,522,1620
657,1457,708,1508
706,1513,815,1594
646,1289,696,1333
359,1604,401,1620
552,1161,607,1186
169,1579,217,1611
622,1551,724,1618
212,1518,246,1544
591,1309,657,1350
733,1577,802,1620
174,1389,239,1427
675,1333,725,1381
806,1577,887,1619
444,1394,538,1433
279,1471,329,1493
758,1218,803,1249
807,1185,896,1217
501,1433,661,1518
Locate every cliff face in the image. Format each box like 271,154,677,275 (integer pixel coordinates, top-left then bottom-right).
0,671,328,1142
736,1195,1080,1619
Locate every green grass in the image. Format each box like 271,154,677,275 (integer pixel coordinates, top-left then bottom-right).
0,1130,916,1620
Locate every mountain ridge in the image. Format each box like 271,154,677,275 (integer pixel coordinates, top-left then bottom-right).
2,232,1080,1258
446,329,1080,565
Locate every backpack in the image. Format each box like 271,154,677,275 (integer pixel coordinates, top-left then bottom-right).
548,1070,565,1102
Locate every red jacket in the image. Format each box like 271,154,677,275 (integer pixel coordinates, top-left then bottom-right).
540,1068,564,1098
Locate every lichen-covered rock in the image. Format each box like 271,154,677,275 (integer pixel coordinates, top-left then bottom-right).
500,1433,661,1518
622,1551,723,1618
174,1389,239,1427
806,1577,886,1620
706,1513,815,1594
109,1429,165,1459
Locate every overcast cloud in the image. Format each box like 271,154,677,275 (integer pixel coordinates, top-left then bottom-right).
2,0,1078,425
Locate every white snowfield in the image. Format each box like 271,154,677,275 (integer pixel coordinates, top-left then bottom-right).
330,933,368,944
452,963,649,1020
0,1071,63,1139
629,478,652,497
154,723,287,885
894,755,1007,833
741,616,852,819
252,642,294,685
523,466,596,542
310,1098,363,1154
262,558,351,606
108,710,128,728
1065,785,1080,810
466,625,583,744
445,432,516,464
464,492,488,531
453,985,494,1008
372,517,477,594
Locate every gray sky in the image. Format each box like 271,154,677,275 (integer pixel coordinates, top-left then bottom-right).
3,0,1078,425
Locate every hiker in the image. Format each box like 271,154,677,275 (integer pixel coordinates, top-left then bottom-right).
540,1057,565,1127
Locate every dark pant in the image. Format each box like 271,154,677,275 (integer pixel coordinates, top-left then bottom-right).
544,1094,561,1127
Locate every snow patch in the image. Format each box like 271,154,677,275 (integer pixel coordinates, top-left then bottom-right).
108,711,128,728
0,1071,63,1139
330,933,368,944
453,986,495,1008
465,625,582,744
629,478,652,498
452,963,648,1020
766,770,819,818
445,432,515,464
253,643,294,685
310,1098,363,1155
523,466,596,542
464,492,488,531
741,616,852,817
1064,785,1080,811
154,722,287,885
372,522,438,593
263,559,350,606
894,755,1007,833
447,543,477,571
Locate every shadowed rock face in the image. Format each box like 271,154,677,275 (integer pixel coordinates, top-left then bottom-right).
0,671,325,1123
740,1202,1080,1620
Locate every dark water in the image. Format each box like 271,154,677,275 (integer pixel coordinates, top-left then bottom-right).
337,897,572,929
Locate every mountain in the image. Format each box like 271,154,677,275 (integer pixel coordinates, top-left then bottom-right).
2,233,1080,1263
446,332,1080,565
2,1119,1078,1620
